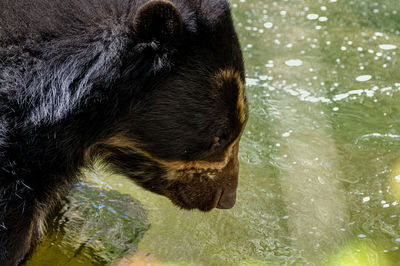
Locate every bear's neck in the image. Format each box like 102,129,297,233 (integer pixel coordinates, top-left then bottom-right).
2,37,158,189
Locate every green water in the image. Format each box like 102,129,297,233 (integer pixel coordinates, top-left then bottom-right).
28,0,400,265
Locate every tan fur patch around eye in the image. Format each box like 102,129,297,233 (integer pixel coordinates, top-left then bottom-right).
214,69,248,124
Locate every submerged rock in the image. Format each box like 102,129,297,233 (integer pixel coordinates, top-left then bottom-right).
25,183,150,266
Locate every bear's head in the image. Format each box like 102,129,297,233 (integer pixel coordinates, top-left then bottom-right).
90,0,248,211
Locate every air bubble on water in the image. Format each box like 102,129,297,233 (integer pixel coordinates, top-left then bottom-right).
246,78,258,86
264,22,273,29
307,14,319,20
365,89,374,97
333,93,348,101
362,196,370,203
356,75,372,82
285,59,303,67
379,44,397,50
319,16,328,22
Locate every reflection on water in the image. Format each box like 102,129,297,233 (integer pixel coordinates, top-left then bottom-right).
26,184,149,265
27,0,400,265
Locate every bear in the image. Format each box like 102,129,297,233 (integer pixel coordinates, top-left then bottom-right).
0,0,248,265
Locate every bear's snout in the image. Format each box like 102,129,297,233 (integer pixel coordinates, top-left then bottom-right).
216,188,236,209
163,143,240,211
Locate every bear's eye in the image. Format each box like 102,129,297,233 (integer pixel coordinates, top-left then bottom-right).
210,133,229,150
212,137,221,147
207,137,220,151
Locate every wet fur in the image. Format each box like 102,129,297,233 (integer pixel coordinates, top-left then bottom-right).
0,0,245,265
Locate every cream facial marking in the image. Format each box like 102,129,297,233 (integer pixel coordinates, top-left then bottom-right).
214,69,248,124
101,133,241,171
93,128,243,182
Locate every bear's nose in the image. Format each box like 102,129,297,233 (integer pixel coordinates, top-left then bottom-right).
216,188,236,209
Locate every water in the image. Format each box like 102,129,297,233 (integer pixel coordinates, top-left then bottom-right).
27,0,400,265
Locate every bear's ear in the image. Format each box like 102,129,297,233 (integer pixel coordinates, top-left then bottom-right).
133,0,183,44
200,0,230,26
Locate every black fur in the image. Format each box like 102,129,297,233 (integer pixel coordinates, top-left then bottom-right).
0,0,246,265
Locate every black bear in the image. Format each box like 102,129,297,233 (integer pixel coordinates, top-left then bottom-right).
0,0,247,264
